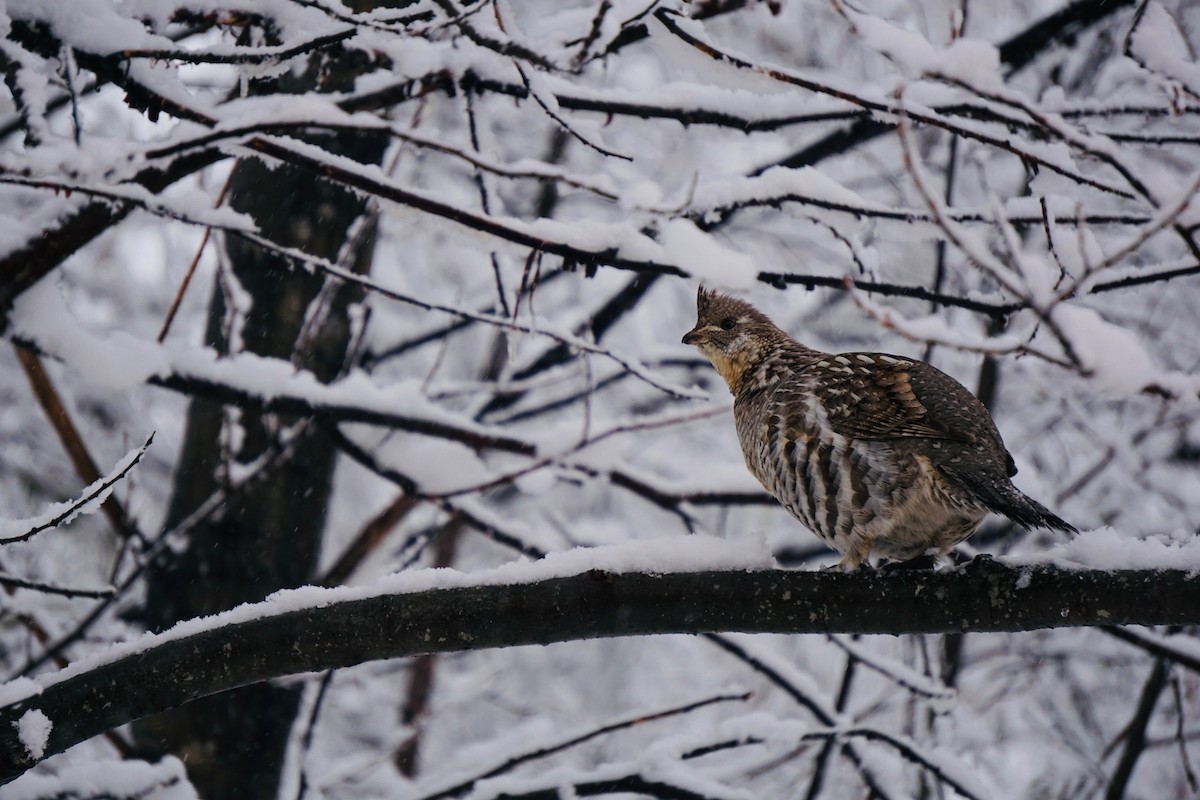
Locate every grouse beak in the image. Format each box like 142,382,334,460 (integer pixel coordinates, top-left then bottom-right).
682,329,702,346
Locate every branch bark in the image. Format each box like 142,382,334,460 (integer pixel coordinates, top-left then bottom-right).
0,557,1197,783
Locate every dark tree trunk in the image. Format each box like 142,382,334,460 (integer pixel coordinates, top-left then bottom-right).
130,50,387,798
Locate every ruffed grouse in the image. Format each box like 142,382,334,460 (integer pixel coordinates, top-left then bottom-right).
683,287,1074,570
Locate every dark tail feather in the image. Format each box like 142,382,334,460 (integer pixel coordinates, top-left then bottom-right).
943,467,1077,533
993,490,1077,533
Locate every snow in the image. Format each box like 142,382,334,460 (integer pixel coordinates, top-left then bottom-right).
0,438,151,541
10,281,529,449
10,281,170,391
25,535,774,693
657,219,758,289
14,709,50,760
1042,527,1200,574
7,0,174,55
2,0,1200,797
0,679,41,709
1052,305,1200,396
3,755,198,800
1127,2,1200,96
690,166,896,229
848,11,1001,87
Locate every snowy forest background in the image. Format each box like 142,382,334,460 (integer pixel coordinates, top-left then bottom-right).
1,0,1199,797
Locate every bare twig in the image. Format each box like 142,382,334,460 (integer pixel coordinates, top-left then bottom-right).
0,572,113,599
1104,657,1169,800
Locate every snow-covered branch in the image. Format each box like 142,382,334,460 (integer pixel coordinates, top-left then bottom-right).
0,554,1197,783
0,435,152,545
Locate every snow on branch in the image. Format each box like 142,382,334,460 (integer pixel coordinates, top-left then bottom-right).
0,434,152,545
651,8,1136,199
147,366,536,456
9,285,536,455
0,548,1197,783
412,692,753,800
117,27,358,66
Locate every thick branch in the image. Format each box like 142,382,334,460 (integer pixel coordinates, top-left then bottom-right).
0,557,1197,782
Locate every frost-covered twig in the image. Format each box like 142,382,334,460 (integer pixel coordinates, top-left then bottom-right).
13,423,314,680
149,367,535,455
234,228,702,400
414,691,751,800
844,279,1076,369
653,8,1135,199
0,173,251,234
936,71,1200,264
118,27,357,65
702,633,895,800
13,346,143,545
420,406,727,500
825,635,955,700
895,101,1088,369
800,727,985,800
0,435,153,545
0,39,51,148
142,118,626,205
330,428,548,560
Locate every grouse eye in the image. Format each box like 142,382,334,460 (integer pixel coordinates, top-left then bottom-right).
719,317,737,331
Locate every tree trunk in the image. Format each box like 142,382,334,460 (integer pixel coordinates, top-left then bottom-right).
130,52,387,798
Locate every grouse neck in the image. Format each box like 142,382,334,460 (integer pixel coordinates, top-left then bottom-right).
733,338,825,396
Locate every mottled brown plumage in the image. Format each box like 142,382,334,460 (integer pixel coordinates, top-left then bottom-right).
682,287,1074,570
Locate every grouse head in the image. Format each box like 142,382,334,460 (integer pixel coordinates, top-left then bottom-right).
682,287,787,392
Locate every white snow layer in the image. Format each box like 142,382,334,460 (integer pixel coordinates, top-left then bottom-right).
3,755,197,800
15,709,51,760
6,535,773,698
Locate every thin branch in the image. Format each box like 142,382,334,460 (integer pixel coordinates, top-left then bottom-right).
0,434,153,545
158,173,233,342
230,228,702,400
118,27,357,65
803,649,858,800
146,369,535,456
1104,657,1169,800
414,692,751,800
825,635,955,700
12,419,317,679
0,573,113,600
702,633,893,800
14,345,142,542
427,0,559,71
1104,626,1200,675
1171,671,1200,793
512,61,632,161
293,670,336,800
329,427,548,560
800,727,984,800
483,771,740,800
653,8,1136,199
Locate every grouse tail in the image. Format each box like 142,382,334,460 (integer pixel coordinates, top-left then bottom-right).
942,465,1077,533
